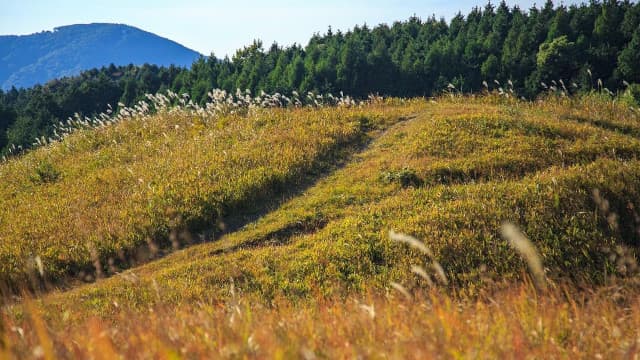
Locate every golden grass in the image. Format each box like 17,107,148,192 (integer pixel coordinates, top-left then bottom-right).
29,94,640,317
3,283,640,358
1,94,640,358
0,100,423,287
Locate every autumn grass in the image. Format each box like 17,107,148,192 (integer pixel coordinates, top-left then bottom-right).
4,283,640,358
1,94,640,358
26,94,639,317
0,99,423,288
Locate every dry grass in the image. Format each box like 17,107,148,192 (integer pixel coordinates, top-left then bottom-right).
29,94,640,317
1,93,640,358
0,98,423,288
3,283,640,359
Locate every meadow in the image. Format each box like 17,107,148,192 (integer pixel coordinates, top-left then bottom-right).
1,91,640,358
0,92,419,289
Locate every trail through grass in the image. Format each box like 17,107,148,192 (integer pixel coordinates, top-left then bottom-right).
26,95,640,316
2,95,640,358
0,101,422,289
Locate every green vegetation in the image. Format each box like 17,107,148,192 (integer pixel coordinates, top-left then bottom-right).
0,94,623,312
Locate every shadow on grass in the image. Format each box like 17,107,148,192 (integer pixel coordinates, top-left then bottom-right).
1,114,416,300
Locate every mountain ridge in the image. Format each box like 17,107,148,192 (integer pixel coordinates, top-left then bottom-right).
0,23,202,89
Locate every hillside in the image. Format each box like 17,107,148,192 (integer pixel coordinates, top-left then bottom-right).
0,23,201,90
1,93,640,357
41,94,640,304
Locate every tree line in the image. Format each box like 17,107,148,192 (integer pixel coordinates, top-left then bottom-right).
1,0,640,153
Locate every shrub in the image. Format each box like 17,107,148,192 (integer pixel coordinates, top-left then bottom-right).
380,168,422,188
623,83,640,106
31,160,61,183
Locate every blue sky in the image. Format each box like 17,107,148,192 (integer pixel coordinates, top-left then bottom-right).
1,0,585,57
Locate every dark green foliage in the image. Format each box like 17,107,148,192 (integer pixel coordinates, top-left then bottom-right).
536,36,577,80
2,1,640,154
618,27,640,82
0,102,16,149
31,160,61,184
625,84,640,105
380,168,423,188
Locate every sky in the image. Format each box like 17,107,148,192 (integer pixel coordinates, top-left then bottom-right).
1,0,585,58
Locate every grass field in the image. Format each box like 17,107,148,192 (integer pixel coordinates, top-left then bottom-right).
0,99,422,288
1,93,640,358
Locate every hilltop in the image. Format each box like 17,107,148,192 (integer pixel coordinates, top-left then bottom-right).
1,1,640,357
0,23,201,89
0,92,640,357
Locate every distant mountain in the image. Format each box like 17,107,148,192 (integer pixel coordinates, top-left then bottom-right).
0,23,202,90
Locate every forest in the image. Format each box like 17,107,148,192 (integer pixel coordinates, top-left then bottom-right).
1,0,640,154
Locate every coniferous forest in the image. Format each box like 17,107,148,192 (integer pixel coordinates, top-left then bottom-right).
1,0,640,153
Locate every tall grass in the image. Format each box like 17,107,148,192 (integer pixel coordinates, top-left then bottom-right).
9,94,630,319
2,283,640,358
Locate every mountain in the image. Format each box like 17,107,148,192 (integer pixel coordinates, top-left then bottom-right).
0,23,202,90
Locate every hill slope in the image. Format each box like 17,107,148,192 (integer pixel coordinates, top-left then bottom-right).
46,95,640,312
0,23,201,89
2,94,640,358
1,94,639,298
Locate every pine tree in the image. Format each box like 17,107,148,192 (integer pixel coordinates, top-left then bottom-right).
618,27,640,83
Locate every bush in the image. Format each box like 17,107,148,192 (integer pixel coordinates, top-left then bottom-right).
380,168,422,188
623,83,640,106
31,160,61,183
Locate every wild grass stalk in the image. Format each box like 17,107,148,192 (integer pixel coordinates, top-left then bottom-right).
500,223,547,291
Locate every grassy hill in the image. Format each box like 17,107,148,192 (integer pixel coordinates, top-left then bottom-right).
0,96,418,288
2,93,640,357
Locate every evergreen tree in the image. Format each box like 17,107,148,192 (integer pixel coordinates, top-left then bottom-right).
618,27,640,82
